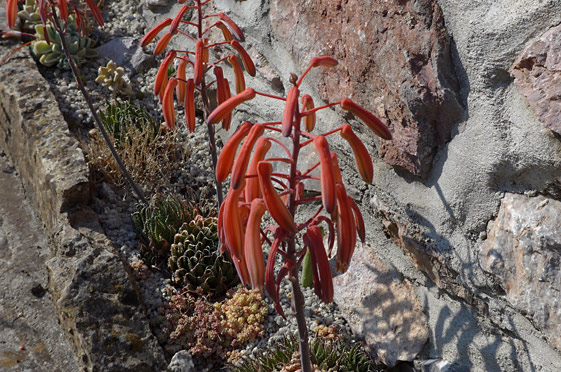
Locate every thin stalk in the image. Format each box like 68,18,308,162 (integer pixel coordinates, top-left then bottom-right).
51,12,147,204
286,104,312,372
196,0,224,207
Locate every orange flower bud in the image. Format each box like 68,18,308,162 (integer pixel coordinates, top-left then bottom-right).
227,55,246,94
223,186,250,285
221,78,232,130
245,138,271,202
169,5,189,34
340,123,374,184
162,78,178,130
313,136,336,214
218,13,245,41
154,50,176,96
216,121,253,182
6,0,17,29
258,162,297,234
301,94,316,132
141,18,172,47
281,87,299,137
215,21,233,42
231,124,264,189
310,56,338,67
184,79,196,132
194,39,204,86
58,0,69,22
335,184,356,273
347,196,365,245
330,152,343,184
303,225,333,303
340,98,392,140
176,58,188,104
230,40,256,77
85,0,104,26
206,88,256,125
154,32,173,56
244,199,267,291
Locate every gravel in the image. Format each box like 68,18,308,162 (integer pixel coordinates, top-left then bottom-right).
32,0,361,370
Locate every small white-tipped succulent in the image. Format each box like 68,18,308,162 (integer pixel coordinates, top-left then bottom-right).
95,60,132,96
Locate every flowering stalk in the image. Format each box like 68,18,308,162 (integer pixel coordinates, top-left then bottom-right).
3,0,148,204
141,0,256,207
211,57,392,372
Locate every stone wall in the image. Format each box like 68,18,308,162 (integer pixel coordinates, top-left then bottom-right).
141,0,561,370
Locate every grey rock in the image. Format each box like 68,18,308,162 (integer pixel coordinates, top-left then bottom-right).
96,37,156,74
333,244,429,367
511,23,561,135
145,0,171,9
480,193,561,351
168,350,195,372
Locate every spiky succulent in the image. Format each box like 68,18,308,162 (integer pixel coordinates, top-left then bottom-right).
132,194,196,267
30,14,97,69
95,60,132,95
169,216,239,297
229,335,379,372
99,100,160,145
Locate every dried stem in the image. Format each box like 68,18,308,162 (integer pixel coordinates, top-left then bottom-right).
51,10,147,204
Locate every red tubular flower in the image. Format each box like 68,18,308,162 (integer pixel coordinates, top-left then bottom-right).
194,39,204,86
141,18,172,47
154,50,176,96
310,56,338,67
154,32,173,55
340,123,374,184
58,0,68,22
85,0,104,26
214,66,227,106
347,196,366,245
340,98,392,140
206,88,256,125
231,124,265,189
303,225,333,303
221,78,232,130
170,5,189,34
222,185,250,285
218,13,245,41
215,21,233,42
230,40,256,77
6,0,18,29
227,55,246,94
281,87,299,137
265,230,289,318
244,199,267,291
330,152,343,184
313,136,336,214
184,79,196,132
258,161,297,234
216,121,253,182
176,58,188,104
335,183,356,273
301,94,315,132
162,78,178,130
245,137,271,202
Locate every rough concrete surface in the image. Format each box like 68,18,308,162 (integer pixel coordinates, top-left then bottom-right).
0,150,80,372
0,39,167,372
188,1,561,370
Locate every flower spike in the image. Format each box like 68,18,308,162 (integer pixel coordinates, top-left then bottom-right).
282,87,300,137
340,98,392,140
244,199,267,291
258,161,297,234
313,136,337,214
216,121,253,182
340,123,374,184
206,88,256,125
